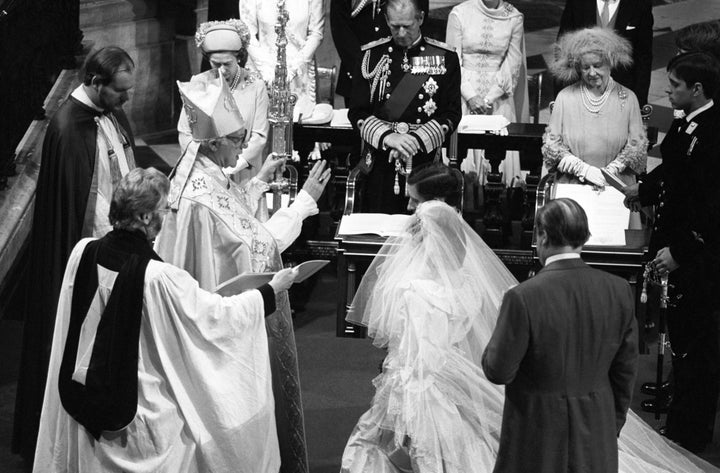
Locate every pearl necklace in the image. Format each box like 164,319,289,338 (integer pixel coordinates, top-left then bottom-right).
229,67,242,91
581,78,614,114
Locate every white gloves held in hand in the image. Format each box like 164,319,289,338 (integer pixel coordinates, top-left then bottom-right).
557,155,607,187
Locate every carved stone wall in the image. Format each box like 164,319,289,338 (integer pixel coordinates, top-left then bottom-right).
80,0,176,135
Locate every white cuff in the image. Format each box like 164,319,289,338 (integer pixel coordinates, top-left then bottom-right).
289,190,320,219
246,177,270,201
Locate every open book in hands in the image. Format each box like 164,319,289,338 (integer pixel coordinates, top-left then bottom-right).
214,260,330,297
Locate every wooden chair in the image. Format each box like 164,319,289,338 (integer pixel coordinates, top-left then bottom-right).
315,65,337,105
641,104,658,151
527,70,546,124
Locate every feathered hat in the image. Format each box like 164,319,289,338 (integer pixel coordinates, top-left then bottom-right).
550,27,633,84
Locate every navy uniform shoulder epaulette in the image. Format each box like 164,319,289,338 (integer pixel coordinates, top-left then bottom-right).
361,36,392,51
424,37,455,52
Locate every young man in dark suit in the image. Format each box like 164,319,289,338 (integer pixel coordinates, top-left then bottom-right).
482,198,638,473
623,51,720,453
558,0,653,105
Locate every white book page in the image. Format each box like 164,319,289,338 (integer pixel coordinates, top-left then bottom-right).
553,183,630,246
338,213,413,237
214,260,330,296
458,115,510,133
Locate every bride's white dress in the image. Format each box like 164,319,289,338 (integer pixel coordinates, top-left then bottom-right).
341,201,719,473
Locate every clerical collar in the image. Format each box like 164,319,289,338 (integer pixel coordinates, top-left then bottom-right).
71,85,105,113
685,99,714,122
544,252,581,266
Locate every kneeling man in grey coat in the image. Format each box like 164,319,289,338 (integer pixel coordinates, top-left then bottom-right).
482,198,638,473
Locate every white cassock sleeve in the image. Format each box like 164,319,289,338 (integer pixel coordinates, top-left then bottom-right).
263,189,318,253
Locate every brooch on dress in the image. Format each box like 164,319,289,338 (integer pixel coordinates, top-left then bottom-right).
618,87,628,110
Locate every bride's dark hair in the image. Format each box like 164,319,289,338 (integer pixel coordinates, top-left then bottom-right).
407,163,463,209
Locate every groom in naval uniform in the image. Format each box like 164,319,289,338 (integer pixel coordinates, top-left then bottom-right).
483,198,638,473
348,0,461,214
623,51,720,453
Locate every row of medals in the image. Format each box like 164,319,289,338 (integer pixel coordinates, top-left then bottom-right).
403,54,447,75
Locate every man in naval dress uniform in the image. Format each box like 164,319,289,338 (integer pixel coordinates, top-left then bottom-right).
348,0,461,214
624,52,720,453
331,0,391,107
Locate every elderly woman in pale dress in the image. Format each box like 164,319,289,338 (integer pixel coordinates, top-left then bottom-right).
543,27,647,228
543,28,647,189
446,0,529,186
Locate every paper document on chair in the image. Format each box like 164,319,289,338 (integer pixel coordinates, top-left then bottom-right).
214,260,330,296
458,115,510,133
338,213,413,237
330,108,353,128
553,183,629,246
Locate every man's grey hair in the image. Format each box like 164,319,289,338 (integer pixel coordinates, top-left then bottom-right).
109,167,170,231
385,0,425,19
535,198,591,248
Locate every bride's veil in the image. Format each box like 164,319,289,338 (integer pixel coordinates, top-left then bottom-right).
346,200,518,366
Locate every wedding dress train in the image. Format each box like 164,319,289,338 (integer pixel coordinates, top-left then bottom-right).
341,200,719,473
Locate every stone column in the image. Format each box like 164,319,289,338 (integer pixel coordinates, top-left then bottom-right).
80,0,175,135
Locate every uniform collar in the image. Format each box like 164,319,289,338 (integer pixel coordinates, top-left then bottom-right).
685,99,714,122
397,35,424,52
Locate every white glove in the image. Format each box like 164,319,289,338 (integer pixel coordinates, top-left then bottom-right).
557,155,589,177
583,165,607,187
603,159,625,176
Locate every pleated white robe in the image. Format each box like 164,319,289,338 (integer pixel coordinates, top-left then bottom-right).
34,238,280,473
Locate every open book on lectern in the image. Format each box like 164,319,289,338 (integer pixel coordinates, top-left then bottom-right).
337,213,413,237
552,183,630,246
214,260,330,297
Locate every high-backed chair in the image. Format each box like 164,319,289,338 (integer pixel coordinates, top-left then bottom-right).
527,70,546,124
315,65,337,105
